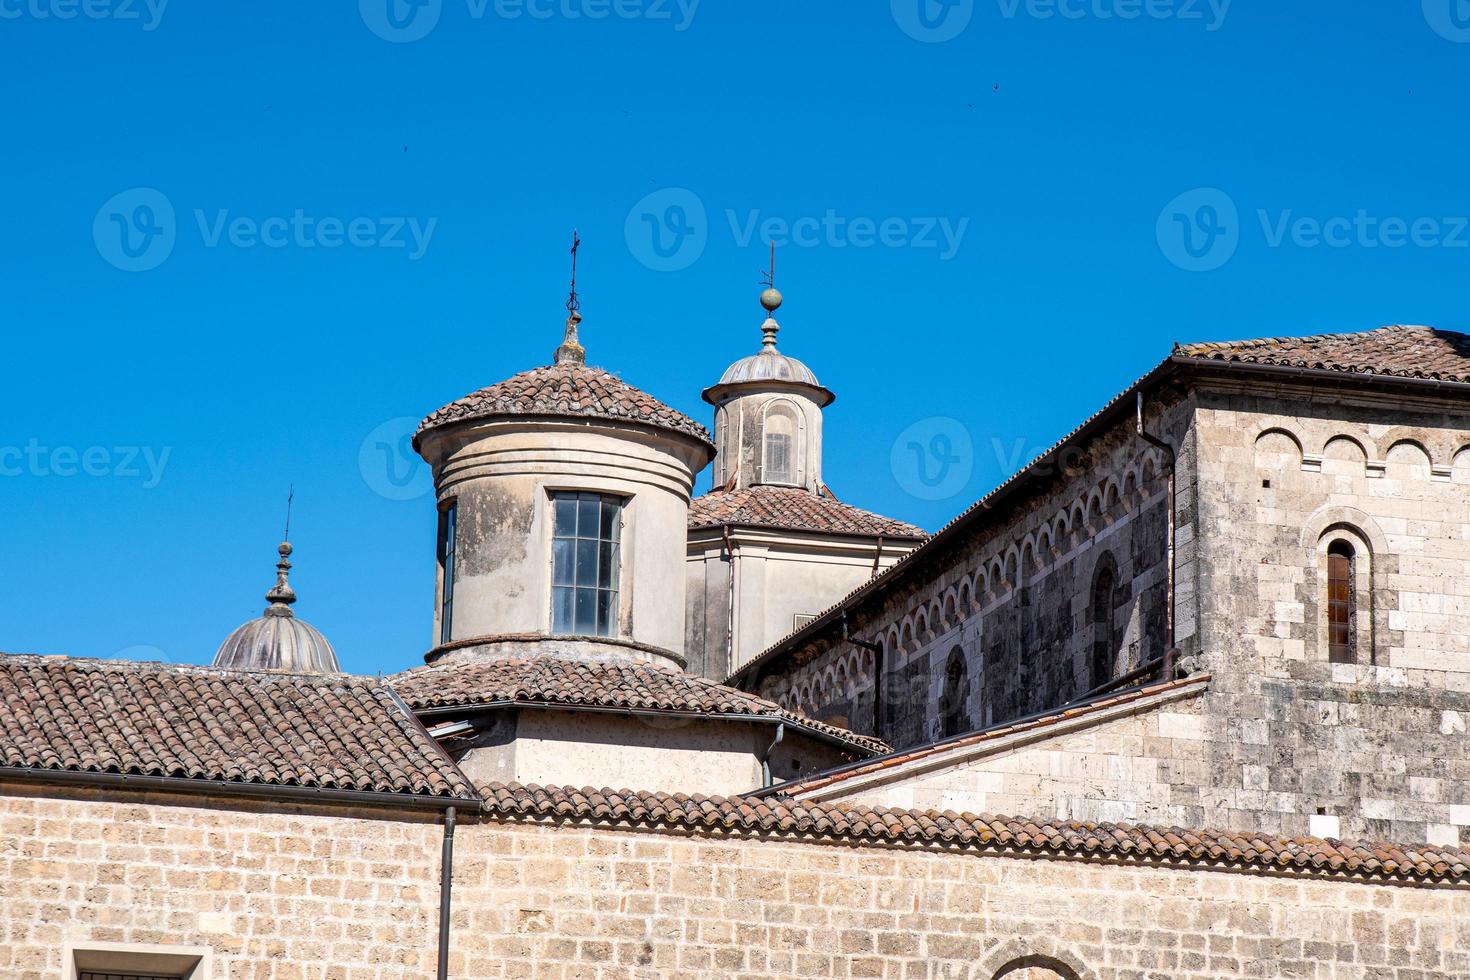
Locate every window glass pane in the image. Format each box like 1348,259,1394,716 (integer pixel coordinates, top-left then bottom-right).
574,587,596,634
552,538,574,586
597,589,615,636
554,496,577,537
578,496,600,537
575,539,598,586
602,498,621,542
766,433,792,483
598,540,617,589
552,586,574,633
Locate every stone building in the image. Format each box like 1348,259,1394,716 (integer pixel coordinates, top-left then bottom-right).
5,280,1470,979
733,324,1470,847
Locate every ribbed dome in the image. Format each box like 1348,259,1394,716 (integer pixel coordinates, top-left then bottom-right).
213,542,341,673
215,612,340,673
716,348,824,388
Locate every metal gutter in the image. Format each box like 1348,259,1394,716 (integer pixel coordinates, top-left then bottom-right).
0,766,474,810
412,699,886,756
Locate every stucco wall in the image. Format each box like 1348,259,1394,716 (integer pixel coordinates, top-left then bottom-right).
421,419,706,661
8,786,1468,980
453,709,851,797
1190,381,1470,844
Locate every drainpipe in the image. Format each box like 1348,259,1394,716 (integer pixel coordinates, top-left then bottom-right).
871,534,885,577
437,806,457,980
722,524,737,678
1136,391,1178,676
760,723,785,787
843,609,886,739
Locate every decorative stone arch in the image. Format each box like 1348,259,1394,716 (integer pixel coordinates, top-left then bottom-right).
1088,550,1122,690
1036,527,1051,559
958,579,973,616
1383,438,1435,483
1140,456,1157,489
1020,539,1037,578
979,937,1096,980
1298,505,1396,666
1003,549,1019,589
942,591,958,629
758,397,806,487
1320,434,1369,478
988,559,1004,595
1069,503,1087,540
1454,444,1470,481
1122,465,1139,497
1374,425,1451,466
1103,477,1121,513
899,620,915,655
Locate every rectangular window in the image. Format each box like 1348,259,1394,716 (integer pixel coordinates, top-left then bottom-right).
765,433,792,484
1327,547,1353,663
551,491,622,638
80,974,184,980
438,500,458,646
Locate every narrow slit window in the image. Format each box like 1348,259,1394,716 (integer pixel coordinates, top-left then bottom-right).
551,492,622,638
1327,540,1355,663
438,500,458,646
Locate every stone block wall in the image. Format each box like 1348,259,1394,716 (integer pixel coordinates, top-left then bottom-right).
6,784,1469,980
1192,381,1470,844
752,389,1194,750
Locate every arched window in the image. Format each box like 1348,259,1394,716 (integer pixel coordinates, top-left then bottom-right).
1090,557,1118,690
762,403,799,486
1326,539,1355,663
939,647,968,738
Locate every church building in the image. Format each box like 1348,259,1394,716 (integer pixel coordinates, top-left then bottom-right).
3,273,1469,980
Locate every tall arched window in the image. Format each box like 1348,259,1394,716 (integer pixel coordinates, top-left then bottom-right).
939,647,968,738
1090,558,1117,690
1326,539,1355,663
761,403,799,486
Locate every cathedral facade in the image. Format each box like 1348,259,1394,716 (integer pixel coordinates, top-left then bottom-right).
4,286,1470,979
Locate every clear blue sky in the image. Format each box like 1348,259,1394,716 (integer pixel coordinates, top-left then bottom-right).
3,2,1468,676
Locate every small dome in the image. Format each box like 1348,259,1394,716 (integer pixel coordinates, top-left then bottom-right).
213,542,341,673
215,612,340,673
716,348,825,389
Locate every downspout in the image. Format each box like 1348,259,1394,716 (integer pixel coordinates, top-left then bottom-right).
722,524,737,678
843,609,886,739
760,722,785,787
437,806,457,980
1136,391,1178,679
871,534,885,577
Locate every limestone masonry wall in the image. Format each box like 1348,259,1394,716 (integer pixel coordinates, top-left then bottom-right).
9,785,1470,980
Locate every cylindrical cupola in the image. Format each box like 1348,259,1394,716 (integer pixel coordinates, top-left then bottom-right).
702,288,835,493
413,307,715,670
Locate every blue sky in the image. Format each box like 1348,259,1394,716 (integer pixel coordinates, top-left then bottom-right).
3,1,1468,676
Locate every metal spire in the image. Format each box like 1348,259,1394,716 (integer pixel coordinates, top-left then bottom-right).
758,243,783,351
554,230,586,366
265,488,297,616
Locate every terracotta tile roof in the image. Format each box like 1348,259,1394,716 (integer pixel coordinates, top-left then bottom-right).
689,486,927,539
482,783,1470,885
1176,324,1470,384
415,364,713,449
0,654,476,802
391,655,890,755
768,675,1211,798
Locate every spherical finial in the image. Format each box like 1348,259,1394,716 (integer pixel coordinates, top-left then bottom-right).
278,541,293,559
760,287,783,314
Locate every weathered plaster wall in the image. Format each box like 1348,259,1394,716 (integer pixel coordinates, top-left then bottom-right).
421,419,707,663
454,709,851,797
686,530,915,683
7,786,1469,980
752,389,1194,750
1190,381,1470,845
710,386,826,492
